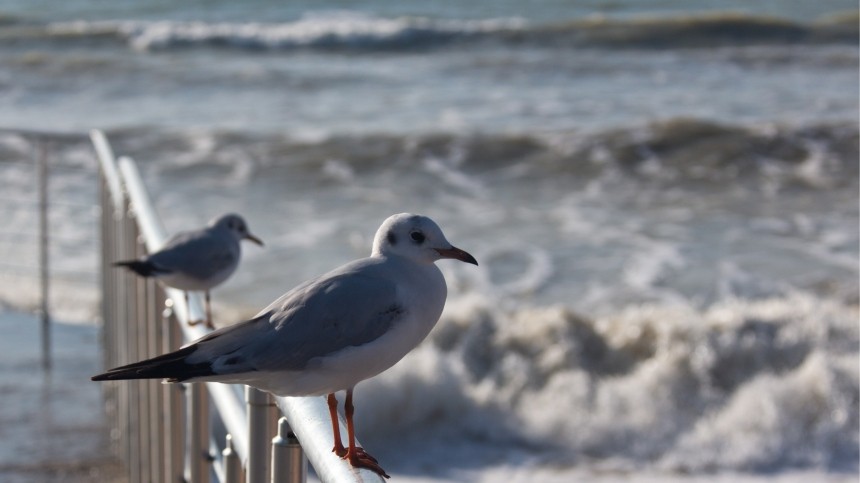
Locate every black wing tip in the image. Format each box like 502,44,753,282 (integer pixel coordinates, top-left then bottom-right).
90,368,158,381
113,259,160,277
112,260,139,268
91,367,187,382
91,371,183,382
90,344,211,383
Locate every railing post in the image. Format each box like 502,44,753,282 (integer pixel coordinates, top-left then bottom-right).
163,301,186,483
124,209,141,483
223,434,244,483
98,173,119,455
272,417,307,483
189,383,211,483
36,139,50,370
134,227,152,481
150,284,167,481
246,388,277,483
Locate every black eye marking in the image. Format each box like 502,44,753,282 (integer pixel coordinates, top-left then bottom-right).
410,231,425,244
387,232,397,245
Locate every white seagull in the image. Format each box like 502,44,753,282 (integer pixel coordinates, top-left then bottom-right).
93,213,478,478
113,213,263,329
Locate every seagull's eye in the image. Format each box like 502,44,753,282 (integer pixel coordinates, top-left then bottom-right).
410,231,425,244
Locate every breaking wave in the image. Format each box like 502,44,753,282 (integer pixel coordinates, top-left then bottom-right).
95,119,858,189
4,11,857,52
357,291,859,474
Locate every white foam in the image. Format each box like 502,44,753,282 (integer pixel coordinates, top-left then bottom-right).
663,351,859,471
353,291,858,474
47,14,527,52
622,240,686,291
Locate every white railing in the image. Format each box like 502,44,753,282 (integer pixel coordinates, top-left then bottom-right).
92,129,386,483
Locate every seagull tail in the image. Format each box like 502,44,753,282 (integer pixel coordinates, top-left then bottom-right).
91,344,214,382
113,260,163,278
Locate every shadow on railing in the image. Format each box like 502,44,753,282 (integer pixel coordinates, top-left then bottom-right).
92,129,385,483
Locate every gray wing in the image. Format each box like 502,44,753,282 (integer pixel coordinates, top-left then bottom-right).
147,228,237,280
187,258,405,374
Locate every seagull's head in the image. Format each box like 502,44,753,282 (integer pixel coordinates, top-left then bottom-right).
373,213,477,266
211,213,264,246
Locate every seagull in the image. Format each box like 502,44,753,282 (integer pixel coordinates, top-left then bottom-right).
113,213,263,329
93,213,477,478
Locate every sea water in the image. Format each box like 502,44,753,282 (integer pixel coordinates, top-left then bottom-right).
0,0,857,480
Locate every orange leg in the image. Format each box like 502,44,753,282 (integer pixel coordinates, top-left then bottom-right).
327,393,347,457
186,291,214,329
204,290,214,329
185,292,199,326
343,388,389,478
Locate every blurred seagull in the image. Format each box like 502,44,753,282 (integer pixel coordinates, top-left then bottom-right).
93,213,477,478
114,213,263,329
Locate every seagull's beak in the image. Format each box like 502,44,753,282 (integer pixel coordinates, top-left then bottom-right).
435,246,478,266
245,233,264,246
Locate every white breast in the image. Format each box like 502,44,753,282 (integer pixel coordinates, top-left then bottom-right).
253,260,447,397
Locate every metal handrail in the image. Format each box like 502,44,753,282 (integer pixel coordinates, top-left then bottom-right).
93,129,385,483
90,130,124,216
276,397,380,483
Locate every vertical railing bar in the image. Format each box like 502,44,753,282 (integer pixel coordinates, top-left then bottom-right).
115,209,124,462
36,139,50,370
246,387,277,483
272,417,307,483
209,436,230,483
210,444,227,483
98,173,118,456
222,434,243,483
135,231,151,482
118,200,131,477
149,280,164,482
189,383,211,483
126,213,141,483
164,305,186,483
268,401,281,479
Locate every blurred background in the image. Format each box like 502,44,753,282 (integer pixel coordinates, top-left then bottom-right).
0,0,857,481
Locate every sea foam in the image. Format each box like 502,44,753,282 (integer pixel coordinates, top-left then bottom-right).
355,292,859,474
33,11,857,53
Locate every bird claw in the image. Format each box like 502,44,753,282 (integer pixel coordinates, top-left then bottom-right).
331,444,347,458
187,319,215,330
345,447,389,479
351,447,379,464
